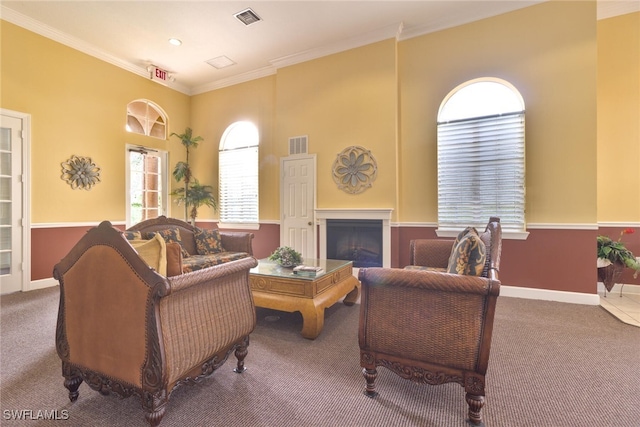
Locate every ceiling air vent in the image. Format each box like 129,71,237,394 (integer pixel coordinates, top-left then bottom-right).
234,8,262,26
289,136,308,155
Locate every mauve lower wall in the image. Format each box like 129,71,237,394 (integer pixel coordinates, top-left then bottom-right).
31,222,281,281
32,223,639,296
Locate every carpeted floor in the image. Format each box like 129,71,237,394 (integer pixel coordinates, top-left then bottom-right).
1,286,639,426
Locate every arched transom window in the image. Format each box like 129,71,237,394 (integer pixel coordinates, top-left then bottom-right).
126,99,167,140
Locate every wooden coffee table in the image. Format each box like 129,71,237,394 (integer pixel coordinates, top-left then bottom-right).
249,258,360,339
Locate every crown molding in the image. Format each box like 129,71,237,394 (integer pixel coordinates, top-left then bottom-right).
269,22,402,70
1,5,192,95
597,1,640,20
191,66,276,95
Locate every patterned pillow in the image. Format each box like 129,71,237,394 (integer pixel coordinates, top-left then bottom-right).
194,228,224,255
447,228,486,276
122,230,142,241
151,228,190,258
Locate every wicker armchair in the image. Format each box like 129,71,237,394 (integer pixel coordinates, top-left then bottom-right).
54,221,258,426
358,217,502,425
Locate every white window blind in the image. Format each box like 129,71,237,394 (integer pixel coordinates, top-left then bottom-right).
219,146,259,224
437,112,525,232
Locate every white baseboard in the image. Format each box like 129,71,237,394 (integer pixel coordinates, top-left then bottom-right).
27,277,632,307
596,282,640,295
499,284,601,305
25,278,58,292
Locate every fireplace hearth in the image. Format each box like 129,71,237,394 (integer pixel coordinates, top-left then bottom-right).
316,209,392,269
326,219,382,268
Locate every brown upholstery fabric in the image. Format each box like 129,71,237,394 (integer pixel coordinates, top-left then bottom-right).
165,242,183,277
54,221,258,426
360,217,502,426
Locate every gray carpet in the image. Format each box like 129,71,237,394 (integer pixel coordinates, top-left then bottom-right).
1,286,639,426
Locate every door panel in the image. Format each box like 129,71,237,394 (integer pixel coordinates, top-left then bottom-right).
1,115,23,294
281,156,316,258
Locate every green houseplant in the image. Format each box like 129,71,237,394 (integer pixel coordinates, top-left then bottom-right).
597,228,640,292
170,127,217,225
269,246,303,267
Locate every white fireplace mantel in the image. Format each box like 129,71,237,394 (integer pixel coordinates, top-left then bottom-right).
316,208,393,268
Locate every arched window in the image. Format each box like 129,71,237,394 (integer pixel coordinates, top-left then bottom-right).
126,100,167,140
218,121,259,228
437,78,525,233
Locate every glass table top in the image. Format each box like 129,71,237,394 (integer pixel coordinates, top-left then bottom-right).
250,258,352,280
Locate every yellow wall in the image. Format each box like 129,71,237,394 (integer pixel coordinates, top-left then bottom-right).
399,0,598,224
4,1,637,228
190,76,279,220
274,40,398,217
1,21,190,223
597,12,640,222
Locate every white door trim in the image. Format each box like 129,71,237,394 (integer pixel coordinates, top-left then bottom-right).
1,109,31,292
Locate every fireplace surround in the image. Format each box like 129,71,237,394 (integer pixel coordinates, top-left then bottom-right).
316,209,392,268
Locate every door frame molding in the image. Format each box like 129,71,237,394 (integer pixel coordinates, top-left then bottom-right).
279,154,317,258
1,108,31,291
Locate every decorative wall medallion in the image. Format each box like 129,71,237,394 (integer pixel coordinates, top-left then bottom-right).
61,155,101,190
332,146,377,194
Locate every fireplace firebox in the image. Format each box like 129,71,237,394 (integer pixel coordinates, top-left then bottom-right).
326,219,382,268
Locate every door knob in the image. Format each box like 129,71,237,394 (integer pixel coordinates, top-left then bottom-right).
308,222,313,226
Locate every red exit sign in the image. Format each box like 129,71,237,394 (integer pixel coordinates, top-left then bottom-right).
154,67,167,81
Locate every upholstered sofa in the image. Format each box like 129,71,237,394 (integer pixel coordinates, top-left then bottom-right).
54,220,258,426
126,216,254,274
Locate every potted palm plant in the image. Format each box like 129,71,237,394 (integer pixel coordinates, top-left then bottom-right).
170,127,217,225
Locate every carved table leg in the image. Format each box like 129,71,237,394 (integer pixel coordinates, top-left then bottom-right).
343,280,361,306
233,336,249,373
299,300,324,340
465,393,485,426
363,368,379,398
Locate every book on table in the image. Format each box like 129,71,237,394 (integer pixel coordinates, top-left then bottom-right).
293,265,324,276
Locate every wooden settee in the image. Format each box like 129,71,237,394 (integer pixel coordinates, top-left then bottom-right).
54,220,258,426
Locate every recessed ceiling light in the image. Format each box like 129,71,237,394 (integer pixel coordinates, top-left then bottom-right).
168,38,182,46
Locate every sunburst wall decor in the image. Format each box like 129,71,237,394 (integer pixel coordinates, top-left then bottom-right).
332,145,377,194
61,155,101,190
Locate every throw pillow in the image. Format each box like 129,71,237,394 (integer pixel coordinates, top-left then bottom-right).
122,230,142,240
165,242,183,277
447,229,486,276
151,228,190,258
194,228,224,255
130,234,167,276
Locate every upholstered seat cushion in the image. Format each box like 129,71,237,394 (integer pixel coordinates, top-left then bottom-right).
447,227,486,276
182,252,249,273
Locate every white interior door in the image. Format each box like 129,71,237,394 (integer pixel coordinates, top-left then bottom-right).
281,155,316,259
1,114,24,294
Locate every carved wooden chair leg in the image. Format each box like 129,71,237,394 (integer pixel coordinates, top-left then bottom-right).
362,368,379,398
142,391,168,427
233,336,249,373
465,392,485,426
62,362,82,402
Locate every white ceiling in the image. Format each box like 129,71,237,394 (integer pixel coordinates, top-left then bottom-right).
2,1,638,95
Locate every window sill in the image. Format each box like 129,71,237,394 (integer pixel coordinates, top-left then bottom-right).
436,229,529,240
217,222,261,231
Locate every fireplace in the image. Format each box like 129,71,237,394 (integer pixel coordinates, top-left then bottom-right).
326,219,382,268
316,209,392,268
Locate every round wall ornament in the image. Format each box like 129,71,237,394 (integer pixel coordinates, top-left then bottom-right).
61,155,101,190
332,146,377,194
